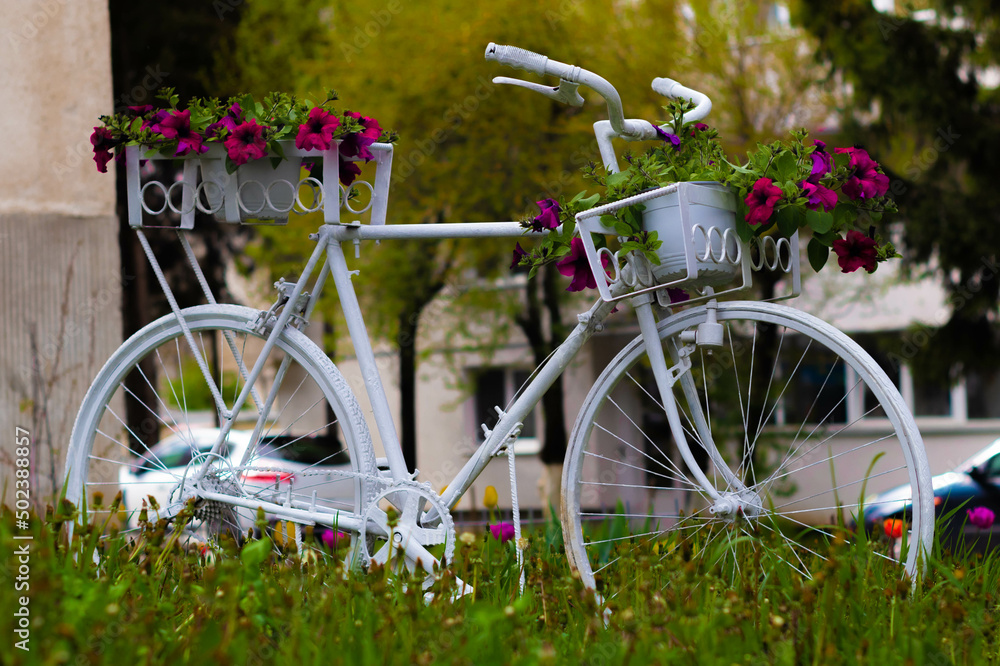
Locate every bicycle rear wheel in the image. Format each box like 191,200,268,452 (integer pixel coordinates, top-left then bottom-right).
65,304,376,556
562,301,933,595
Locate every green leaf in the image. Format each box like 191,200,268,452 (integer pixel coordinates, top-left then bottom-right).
833,203,855,229
808,238,830,272
605,171,630,189
599,214,618,231
578,193,600,210
773,151,797,182
775,206,802,237
813,230,838,247
806,209,834,234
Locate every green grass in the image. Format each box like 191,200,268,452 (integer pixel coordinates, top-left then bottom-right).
3,501,999,665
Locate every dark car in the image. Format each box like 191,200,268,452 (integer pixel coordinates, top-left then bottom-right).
863,438,1000,551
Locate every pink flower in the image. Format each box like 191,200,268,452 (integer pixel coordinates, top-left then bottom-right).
510,242,528,269
90,127,117,173
836,147,889,200
744,178,784,226
489,522,515,543
339,111,381,160
533,198,561,231
556,237,610,292
808,140,834,184
690,122,709,136
224,120,268,166
142,109,170,133
158,110,207,156
968,507,995,529
801,181,838,212
320,529,349,549
832,230,878,273
295,106,341,151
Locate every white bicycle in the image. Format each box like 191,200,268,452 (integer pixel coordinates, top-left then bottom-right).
65,43,934,597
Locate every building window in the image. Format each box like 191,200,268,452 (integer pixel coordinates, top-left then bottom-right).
471,367,540,455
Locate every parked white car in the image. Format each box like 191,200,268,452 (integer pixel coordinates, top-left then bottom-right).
118,427,356,533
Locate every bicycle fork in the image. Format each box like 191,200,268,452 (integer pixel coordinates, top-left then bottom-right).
632,295,760,519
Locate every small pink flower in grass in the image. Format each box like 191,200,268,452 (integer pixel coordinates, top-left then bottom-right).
489,522,515,543
296,106,341,151
968,507,995,529
224,120,268,166
321,529,349,549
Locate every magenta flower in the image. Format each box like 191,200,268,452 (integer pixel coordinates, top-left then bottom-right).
533,198,561,231
655,126,681,150
511,242,528,269
206,102,244,139
556,236,610,292
489,522,515,543
339,111,381,160
320,529,349,549
296,106,341,151
142,109,170,133
801,181,838,212
339,154,362,186
690,122,709,136
968,507,995,529
127,105,154,117
836,147,889,200
224,120,268,165
808,140,834,184
832,230,878,273
90,127,117,173
158,110,207,156
744,178,784,226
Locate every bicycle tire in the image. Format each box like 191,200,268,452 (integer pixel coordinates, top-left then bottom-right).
562,301,933,595
65,304,377,555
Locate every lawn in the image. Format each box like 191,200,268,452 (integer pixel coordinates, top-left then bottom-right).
2,500,997,665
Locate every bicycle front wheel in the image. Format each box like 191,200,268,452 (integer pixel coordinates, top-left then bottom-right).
562,301,933,594
65,304,376,555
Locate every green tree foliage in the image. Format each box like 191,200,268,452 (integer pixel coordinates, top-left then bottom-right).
797,0,1000,380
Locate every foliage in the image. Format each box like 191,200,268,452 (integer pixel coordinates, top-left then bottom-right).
796,0,1000,378
7,502,1000,665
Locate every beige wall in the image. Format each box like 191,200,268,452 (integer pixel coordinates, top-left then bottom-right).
0,0,120,504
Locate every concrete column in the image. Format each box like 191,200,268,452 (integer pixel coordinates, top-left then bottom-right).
0,0,120,506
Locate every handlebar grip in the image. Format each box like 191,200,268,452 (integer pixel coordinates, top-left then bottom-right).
485,43,549,77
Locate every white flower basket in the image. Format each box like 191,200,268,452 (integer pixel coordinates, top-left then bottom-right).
199,148,305,223
576,182,799,304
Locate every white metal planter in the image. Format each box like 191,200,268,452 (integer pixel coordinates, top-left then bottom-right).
199,148,305,223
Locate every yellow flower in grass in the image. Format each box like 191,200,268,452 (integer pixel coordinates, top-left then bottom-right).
483,485,498,509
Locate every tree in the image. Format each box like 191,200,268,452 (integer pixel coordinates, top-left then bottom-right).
797,0,1000,381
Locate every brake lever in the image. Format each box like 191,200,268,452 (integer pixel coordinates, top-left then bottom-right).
492,76,585,107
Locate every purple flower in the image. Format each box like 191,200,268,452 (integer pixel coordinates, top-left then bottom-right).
690,122,709,136
511,242,528,269
340,111,381,161
142,109,170,133
533,198,561,231
836,147,890,200
224,120,268,165
801,181,838,212
489,522,515,543
127,105,154,117
90,127,117,173
556,237,610,292
832,230,878,273
205,103,244,139
339,154,362,186
968,507,995,529
296,106,341,151
808,140,834,184
158,110,207,156
655,126,681,150
744,178,783,227
667,288,688,304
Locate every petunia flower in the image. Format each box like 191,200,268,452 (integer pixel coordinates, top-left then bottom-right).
744,177,784,226
801,181,838,212
556,237,610,292
142,109,170,133
832,230,878,273
884,518,904,539
224,120,268,165
968,506,995,529
206,102,244,139
510,243,528,270
690,122,709,136
127,105,154,117
836,147,889,200
489,522,515,543
808,140,834,184
533,198,561,231
655,126,681,150
295,106,341,151
339,154,363,186
90,127,117,173
158,109,207,156
340,111,382,160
